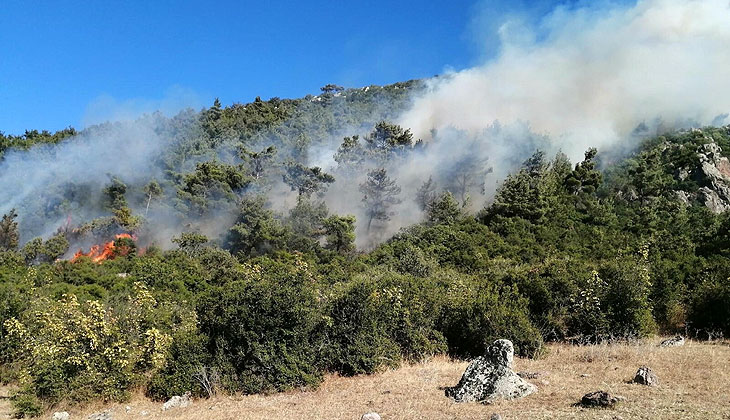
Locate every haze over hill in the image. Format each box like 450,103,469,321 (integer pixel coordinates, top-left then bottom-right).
1,0,730,418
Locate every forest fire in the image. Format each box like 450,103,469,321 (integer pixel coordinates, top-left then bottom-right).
71,233,135,263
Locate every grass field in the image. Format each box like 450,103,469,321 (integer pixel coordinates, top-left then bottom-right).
6,338,730,419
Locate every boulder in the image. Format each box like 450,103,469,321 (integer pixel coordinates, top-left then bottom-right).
445,339,537,403
361,413,381,420
580,390,619,408
162,391,192,411
632,366,659,386
660,336,685,347
52,412,70,420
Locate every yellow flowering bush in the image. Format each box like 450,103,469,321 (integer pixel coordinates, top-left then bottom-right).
3,282,176,416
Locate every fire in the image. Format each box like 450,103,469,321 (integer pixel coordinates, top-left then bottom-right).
71,233,135,263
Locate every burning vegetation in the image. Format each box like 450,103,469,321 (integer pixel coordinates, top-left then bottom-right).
70,233,136,263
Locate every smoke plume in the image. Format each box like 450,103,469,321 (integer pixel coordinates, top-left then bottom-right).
400,0,730,161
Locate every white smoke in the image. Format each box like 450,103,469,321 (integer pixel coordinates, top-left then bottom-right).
398,0,730,162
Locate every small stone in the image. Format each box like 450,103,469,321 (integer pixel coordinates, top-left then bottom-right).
659,336,685,347
52,412,70,420
139,411,149,417
632,366,659,386
490,414,503,420
580,373,591,378
580,390,619,408
87,411,112,420
162,391,192,411
125,406,131,413
361,413,381,420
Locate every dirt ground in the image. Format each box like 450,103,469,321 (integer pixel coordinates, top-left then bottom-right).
7,338,730,419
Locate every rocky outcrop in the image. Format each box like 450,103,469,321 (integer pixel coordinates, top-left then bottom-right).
580,390,619,408
660,336,685,347
52,413,70,420
632,366,659,386
445,339,537,403
162,392,192,411
693,142,730,213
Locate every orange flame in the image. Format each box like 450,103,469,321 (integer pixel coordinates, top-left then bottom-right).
71,233,135,263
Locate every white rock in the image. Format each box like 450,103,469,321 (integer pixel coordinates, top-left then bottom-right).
361,413,381,420
162,392,192,411
52,412,70,420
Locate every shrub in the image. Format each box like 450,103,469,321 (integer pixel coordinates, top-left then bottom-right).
436,271,543,358
688,278,730,338
3,283,177,415
146,328,210,400
600,251,657,338
197,258,324,394
323,272,446,375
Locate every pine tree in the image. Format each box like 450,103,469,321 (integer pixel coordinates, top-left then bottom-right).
359,168,402,232
0,208,19,250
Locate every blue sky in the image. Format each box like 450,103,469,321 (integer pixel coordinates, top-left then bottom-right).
0,0,566,134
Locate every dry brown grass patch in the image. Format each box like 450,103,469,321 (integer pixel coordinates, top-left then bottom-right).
13,338,730,420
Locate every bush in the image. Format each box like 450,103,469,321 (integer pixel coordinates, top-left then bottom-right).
323,272,446,375
3,283,179,415
600,253,657,338
436,271,543,358
688,278,730,338
197,258,324,394
147,329,210,400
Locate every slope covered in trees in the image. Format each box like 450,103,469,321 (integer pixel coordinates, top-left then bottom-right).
1,82,730,416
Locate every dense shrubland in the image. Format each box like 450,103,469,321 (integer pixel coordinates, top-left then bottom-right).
1,83,730,416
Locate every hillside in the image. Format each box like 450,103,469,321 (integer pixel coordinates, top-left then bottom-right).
0,82,730,417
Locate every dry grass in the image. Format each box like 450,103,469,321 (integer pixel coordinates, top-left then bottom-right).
13,338,730,419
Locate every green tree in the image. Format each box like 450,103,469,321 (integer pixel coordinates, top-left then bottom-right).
323,215,356,253
0,209,19,251
364,122,414,160
143,180,164,216
333,136,364,172
240,146,277,180
282,161,335,199
415,176,437,212
360,168,402,232
445,153,493,206
172,232,209,257
565,148,602,195
287,199,328,239
427,192,463,226
225,196,289,257
104,176,128,211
